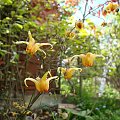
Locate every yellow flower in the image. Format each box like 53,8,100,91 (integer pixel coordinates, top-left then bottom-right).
106,2,119,13
95,30,102,37
102,3,119,16
58,67,82,80
79,53,96,67
101,22,107,27
75,21,84,30
72,52,104,67
24,71,58,92
66,31,75,38
15,31,53,58
8,112,18,117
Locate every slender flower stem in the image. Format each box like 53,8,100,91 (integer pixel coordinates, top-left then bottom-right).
27,90,36,108
27,92,42,109
83,0,88,22
67,27,75,37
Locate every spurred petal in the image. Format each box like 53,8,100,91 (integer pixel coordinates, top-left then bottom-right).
96,54,105,60
38,49,47,59
24,78,38,87
68,55,84,60
28,31,35,44
47,76,58,81
58,67,66,74
39,43,53,49
15,41,28,45
41,71,51,81
70,68,82,72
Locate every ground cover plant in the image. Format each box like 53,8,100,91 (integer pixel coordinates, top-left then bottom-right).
0,0,120,120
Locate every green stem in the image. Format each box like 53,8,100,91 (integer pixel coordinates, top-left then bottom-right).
27,90,36,109
83,0,88,22
77,57,82,97
27,92,42,109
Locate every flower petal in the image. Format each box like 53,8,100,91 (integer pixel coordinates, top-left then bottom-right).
15,41,28,45
58,67,66,74
47,76,58,81
39,43,53,49
71,67,82,72
38,49,46,58
79,54,85,58
96,54,105,60
24,78,38,87
28,31,35,45
41,71,50,81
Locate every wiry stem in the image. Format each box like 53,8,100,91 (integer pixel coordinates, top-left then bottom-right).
27,92,42,109
83,0,89,22
85,1,110,18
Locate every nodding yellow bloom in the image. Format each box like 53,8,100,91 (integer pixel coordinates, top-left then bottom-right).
72,52,104,67
75,21,84,30
8,112,18,117
24,71,58,92
106,2,118,13
101,22,107,27
102,3,119,16
58,67,82,80
66,31,75,38
15,31,53,58
95,30,102,37
79,53,96,67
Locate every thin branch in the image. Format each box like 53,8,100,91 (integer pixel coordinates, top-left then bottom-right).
83,0,89,22
85,1,110,18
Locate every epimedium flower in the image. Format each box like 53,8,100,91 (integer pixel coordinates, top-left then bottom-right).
102,2,119,16
101,22,107,27
24,71,58,92
65,31,75,38
72,52,104,67
58,67,82,80
15,31,53,58
75,21,84,30
106,2,118,13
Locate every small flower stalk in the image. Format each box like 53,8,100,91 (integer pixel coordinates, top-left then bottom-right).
24,71,58,92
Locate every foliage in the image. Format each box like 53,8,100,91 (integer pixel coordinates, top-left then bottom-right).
0,0,120,119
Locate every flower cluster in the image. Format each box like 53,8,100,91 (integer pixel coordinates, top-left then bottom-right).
102,2,119,16
58,52,104,80
5,102,32,118
65,21,84,38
